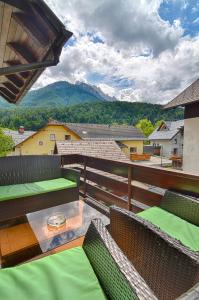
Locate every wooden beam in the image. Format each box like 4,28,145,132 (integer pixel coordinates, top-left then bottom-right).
0,87,16,101
0,91,14,103
3,0,31,12
12,12,50,47
1,60,57,76
2,82,19,95
7,42,38,64
5,74,24,88
5,61,30,79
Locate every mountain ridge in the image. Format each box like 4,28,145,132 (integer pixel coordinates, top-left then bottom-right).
0,81,116,108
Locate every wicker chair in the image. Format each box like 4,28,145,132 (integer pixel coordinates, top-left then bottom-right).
0,155,80,221
109,206,199,300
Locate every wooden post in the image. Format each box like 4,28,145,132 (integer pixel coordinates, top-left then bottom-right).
128,166,132,211
83,158,87,198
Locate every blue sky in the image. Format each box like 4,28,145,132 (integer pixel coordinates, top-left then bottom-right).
159,0,199,37
39,0,199,104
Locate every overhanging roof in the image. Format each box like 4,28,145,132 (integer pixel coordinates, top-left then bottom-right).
0,0,72,104
164,79,199,109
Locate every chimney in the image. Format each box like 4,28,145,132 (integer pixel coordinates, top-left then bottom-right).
18,126,25,134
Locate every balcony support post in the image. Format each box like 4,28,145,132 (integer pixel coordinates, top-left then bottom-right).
83,157,87,198
128,167,132,211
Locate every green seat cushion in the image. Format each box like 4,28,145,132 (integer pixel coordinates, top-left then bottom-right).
138,207,199,251
0,178,77,201
0,246,107,300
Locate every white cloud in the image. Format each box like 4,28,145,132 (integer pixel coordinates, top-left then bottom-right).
34,0,199,105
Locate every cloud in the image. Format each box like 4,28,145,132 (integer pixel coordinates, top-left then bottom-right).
33,0,199,106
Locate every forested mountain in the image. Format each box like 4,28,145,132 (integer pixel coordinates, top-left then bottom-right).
0,81,115,108
0,101,183,131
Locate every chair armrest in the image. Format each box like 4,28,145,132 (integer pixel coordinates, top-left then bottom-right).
160,190,199,226
109,206,199,300
61,168,80,187
83,219,157,300
177,283,199,299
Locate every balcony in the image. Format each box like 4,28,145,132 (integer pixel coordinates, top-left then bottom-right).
0,154,199,300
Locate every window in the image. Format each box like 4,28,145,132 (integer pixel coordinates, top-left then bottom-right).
38,141,43,146
50,134,56,141
65,135,71,140
130,147,137,153
173,148,178,155
174,138,177,144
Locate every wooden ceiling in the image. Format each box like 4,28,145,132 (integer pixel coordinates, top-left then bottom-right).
0,0,73,104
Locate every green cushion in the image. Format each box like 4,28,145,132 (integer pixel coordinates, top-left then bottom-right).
0,246,107,300
138,207,199,252
0,178,77,201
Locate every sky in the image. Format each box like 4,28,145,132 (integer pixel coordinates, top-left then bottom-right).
35,0,199,105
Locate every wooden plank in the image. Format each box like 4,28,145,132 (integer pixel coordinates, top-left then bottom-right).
84,182,128,209
0,86,15,100
132,164,199,196
86,156,128,178
82,168,128,195
132,186,163,207
5,74,24,88
7,42,38,64
0,90,14,103
5,60,30,78
0,4,12,67
3,0,31,12
2,81,19,94
12,12,49,47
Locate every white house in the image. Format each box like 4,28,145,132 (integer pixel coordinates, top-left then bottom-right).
164,78,199,173
149,120,184,158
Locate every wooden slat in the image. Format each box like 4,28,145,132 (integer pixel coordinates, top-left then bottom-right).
132,164,199,196
3,0,31,12
5,74,24,88
5,60,30,78
12,12,49,47
0,3,12,66
86,156,128,178
84,182,128,209
7,42,38,64
0,90,13,103
0,86,15,100
132,186,163,207
2,81,19,95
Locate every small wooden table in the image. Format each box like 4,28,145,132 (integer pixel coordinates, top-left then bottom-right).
0,200,109,267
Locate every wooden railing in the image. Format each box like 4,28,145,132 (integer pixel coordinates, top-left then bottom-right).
61,154,199,213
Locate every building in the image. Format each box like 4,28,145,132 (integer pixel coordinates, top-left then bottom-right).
164,78,199,173
148,120,184,158
55,140,130,163
13,120,146,157
3,127,35,155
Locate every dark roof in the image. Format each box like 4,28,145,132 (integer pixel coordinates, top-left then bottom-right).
55,140,130,163
49,120,146,141
3,129,35,146
0,0,72,104
164,79,199,109
148,120,184,141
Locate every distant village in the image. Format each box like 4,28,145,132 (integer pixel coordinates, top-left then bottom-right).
3,78,199,174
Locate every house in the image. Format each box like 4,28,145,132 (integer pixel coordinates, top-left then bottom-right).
148,120,184,158
54,140,130,163
3,126,35,155
164,78,199,173
14,120,146,157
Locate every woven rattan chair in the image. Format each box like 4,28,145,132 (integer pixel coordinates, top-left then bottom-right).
109,206,199,300
0,155,80,221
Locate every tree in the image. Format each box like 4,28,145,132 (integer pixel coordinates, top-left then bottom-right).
0,129,14,157
135,118,155,137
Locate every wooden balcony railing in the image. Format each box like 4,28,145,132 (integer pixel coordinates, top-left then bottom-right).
61,154,199,214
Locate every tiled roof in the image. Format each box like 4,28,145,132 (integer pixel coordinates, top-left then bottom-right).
3,129,35,146
55,140,130,163
164,79,199,109
48,120,146,141
148,120,184,141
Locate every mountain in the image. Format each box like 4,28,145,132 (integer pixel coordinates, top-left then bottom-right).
0,81,116,108
0,101,184,131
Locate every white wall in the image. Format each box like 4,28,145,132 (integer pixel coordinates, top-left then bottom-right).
183,118,199,174
151,133,183,158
